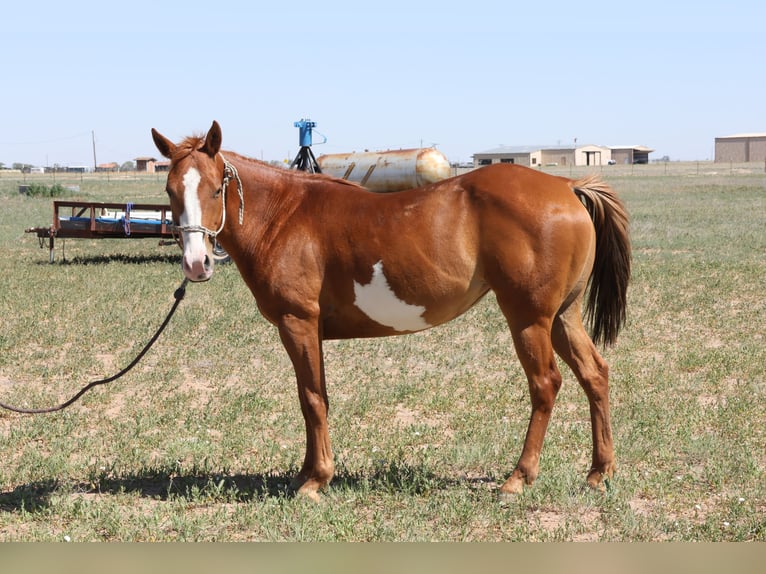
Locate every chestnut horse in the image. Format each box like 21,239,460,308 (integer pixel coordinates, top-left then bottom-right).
152,121,630,499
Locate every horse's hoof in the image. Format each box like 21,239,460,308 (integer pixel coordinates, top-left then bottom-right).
289,475,327,502
587,467,614,492
497,490,519,505
297,488,322,502
498,475,525,502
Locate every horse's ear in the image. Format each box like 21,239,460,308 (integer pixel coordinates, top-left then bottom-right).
152,128,176,159
200,121,222,157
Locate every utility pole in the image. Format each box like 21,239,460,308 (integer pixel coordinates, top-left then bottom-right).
92,131,97,172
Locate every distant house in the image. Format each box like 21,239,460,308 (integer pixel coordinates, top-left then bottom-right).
135,156,158,173
473,144,653,167
96,162,119,173
714,133,766,163
576,145,612,167
473,145,579,168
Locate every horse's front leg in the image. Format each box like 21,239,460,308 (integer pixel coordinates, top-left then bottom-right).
277,313,334,499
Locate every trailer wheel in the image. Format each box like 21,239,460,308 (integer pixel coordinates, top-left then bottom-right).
212,240,231,264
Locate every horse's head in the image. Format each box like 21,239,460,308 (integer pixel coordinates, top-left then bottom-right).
152,121,225,282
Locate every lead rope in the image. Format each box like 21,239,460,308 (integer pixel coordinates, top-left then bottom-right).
0,278,189,415
220,154,244,226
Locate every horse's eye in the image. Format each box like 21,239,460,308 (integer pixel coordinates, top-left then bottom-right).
214,187,222,198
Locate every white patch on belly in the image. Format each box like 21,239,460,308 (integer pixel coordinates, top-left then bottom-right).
353,260,431,332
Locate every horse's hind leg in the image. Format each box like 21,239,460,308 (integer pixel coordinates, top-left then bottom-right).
499,316,563,496
551,303,615,489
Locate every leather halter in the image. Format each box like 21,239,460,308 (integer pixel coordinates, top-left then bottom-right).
172,154,244,239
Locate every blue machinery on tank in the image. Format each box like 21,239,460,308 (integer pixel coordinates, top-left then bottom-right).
290,118,326,173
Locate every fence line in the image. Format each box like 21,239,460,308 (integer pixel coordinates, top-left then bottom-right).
519,161,765,179
4,162,764,187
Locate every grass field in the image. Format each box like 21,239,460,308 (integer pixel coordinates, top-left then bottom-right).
0,163,764,541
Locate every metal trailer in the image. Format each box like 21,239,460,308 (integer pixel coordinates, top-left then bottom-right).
25,200,175,263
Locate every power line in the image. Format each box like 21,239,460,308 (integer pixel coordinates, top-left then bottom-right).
0,132,92,146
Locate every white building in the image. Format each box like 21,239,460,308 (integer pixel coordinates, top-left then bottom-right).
473,144,653,167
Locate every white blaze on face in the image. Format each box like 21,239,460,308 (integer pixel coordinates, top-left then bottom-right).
353,260,431,332
180,167,207,258
181,167,202,225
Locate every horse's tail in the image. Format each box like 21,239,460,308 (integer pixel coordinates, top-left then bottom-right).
572,175,631,347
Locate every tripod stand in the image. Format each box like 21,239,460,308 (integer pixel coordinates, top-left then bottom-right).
290,145,321,173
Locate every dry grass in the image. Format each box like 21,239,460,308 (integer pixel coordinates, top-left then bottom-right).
0,164,764,541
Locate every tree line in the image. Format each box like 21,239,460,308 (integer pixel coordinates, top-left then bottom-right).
0,161,136,173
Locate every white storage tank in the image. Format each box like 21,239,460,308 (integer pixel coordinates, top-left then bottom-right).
317,148,450,192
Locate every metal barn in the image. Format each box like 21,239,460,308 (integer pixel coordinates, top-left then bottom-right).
609,145,653,165
715,133,766,163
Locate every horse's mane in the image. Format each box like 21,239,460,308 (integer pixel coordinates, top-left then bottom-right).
222,149,367,191
169,135,206,162
172,135,366,191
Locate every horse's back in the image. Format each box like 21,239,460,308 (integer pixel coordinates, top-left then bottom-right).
306,162,595,286
454,164,594,243
460,163,578,205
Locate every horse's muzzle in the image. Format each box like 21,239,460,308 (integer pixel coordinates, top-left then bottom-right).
182,251,213,282
180,229,215,282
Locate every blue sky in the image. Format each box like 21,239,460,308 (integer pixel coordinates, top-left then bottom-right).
1,0,763,167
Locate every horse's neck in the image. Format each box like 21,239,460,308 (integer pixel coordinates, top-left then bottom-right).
224,155,305,248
